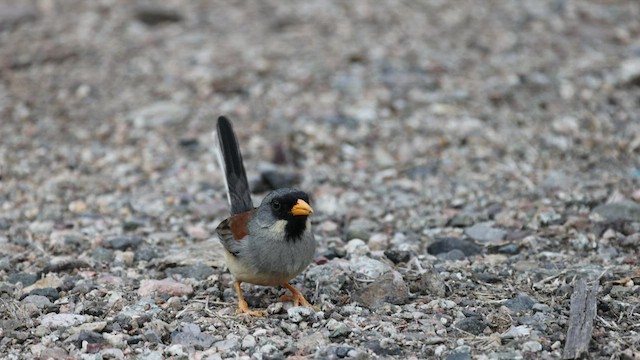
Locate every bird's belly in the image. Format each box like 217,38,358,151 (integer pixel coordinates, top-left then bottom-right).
223,249,296,286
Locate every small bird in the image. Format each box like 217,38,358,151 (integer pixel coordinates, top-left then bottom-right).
214,116,316,316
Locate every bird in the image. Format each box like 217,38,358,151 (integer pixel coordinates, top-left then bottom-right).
214,116,316,316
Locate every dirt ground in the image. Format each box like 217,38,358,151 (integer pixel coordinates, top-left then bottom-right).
1,1,639,359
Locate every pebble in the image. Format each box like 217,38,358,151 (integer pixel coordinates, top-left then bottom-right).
129,102,189,128
384,249,411,264
138,279,193,297
465,222,507,243
427,237,481,256
92,247,115,263
522,340,542,352
504,294,536,312
8,272,38,286
287,306,314,323
165,263,214,280
106,236,144,250
455,317,487,336
368,233,390,251
593,201,640,222
355,270,409,308
40,313,87,328
241,335,256,350
171,323,215,350
347,218,378,240
22,295,53,309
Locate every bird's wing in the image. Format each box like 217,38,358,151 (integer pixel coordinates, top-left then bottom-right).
215,116,254,215
215,209,256,256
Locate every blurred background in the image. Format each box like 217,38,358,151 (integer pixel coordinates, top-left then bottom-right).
1,0,640,357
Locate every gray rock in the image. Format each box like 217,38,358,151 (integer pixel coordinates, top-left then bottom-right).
347,218,378,240
135,246,159,262
593,201,640,222
455,317,487,335
522,340,542,352
447,351,472,360
0,5,38,30
384,249,411,264
165,263,214,280
40,313,87,328
618,58,640,86
428,237,481,256
171,323,215,350
537,211,564,226
106,236,144,250
138,351,163,360
437,249,467,261
29,288,59,301
21,295,53,309
241,334,256,350
91,247,115,263
213,337,239,352
465,222,507,243
287,307,313,323
129,102,189,128
364,339,402,356
355,271,409,308
135,6,182,26
504,294,536,312
449,212,476,227
8,272,38,286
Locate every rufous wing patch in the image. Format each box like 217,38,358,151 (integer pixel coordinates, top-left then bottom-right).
228,209,256,240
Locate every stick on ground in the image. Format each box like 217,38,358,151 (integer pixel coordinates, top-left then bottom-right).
562,279,599,359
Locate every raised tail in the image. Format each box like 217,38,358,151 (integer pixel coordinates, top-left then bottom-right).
215,116,254,215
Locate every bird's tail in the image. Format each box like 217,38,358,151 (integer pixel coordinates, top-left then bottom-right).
215,116,254,215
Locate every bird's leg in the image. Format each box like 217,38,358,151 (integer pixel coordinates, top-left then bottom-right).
234,281,264,316
279,283,313,307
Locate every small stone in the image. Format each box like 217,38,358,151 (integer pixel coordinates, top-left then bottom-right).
504,294,536,312
364,339,402,356
446,351,471,360
68,200,87,213
241,334,256,350
135,246,159,262
129,102,189,127
92,247,115,263
104,332,126,348
368,233,390,251
100,348,125,360
427,237,481,256
287,306,313,323
106,236,144,250
135,6,182,26
437,249,467,261
165,263,214,280
618,58,640,86
317,220,339,234
449,212,476,227
138,351,163,360
593,201,640,222
344,239,369,256
522,340,542,352
22,295,53,312
171,323,215,350
465,222,507,243
138,279,193,297
8,272,38,286
185,226,209,240
346,218,378,240
454,317,487,335
384,249,411,264
213,337,239,352
537,211,564,226
355,271,409,308
532,303,552,312
501,325,532,338
28,288,59,301
497,243,520,254
0,5,38,30
40,313,87,328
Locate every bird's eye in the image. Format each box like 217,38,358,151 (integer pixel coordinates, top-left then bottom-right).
271,200,281,210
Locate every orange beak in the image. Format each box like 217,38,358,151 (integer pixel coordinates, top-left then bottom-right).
291,199,313,216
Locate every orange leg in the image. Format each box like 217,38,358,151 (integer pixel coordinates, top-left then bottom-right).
279,283,313,307
234,281,264,316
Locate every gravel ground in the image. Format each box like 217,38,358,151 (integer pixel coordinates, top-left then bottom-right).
1,1,640,359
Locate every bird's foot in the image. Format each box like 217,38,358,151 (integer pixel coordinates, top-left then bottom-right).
280,283,317,309
236,299,265,317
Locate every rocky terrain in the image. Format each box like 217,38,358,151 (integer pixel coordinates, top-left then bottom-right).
1,1,640,359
